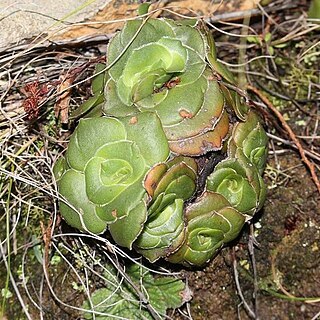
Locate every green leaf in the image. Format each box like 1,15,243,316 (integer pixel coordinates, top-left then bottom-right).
148,277,186,313
121,112,170,167
168,192,246,266
308,0,320,19
70,63,106,119
135,156,197,261
163,70,224,141
31,235,43,265
107,19,175,81
247,35,260,44
135,199,185,262
53,156,69,181
207,160,254,214
82,263,186,319
268,46,274,56
92,63,107,93
228,111,268,174
66,117,126,172
206,156,265,216
264,32,272,43
58,169,108,232
108,200,147,249
138,3,151,16
1,288,13,299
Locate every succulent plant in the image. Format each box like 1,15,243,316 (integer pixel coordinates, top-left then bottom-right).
103,18,232,156
167,192,246,266
206,157,266,216
54,112,169,241
134,156,197,262
228,111,268,174
54,11,268,267
206,111,267,216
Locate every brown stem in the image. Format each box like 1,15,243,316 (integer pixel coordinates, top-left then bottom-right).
247,85,320,194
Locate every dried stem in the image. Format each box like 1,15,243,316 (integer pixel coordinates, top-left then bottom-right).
247,85,320,194
231,247,256,319
248,224,259,319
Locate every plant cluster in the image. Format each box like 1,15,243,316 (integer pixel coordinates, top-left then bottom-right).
54,14,268,267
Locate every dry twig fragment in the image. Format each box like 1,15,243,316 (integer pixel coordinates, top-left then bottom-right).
54,75,74,124
248,85,320,194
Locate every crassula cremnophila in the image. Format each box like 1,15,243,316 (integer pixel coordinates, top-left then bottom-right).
54,11,268,267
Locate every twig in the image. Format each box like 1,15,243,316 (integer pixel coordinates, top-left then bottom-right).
271,25,320,47
0,242,33,320
311,310,320,320
40,218,53,271
0,34,112,56
248,85,320,194
267,133,320,162
248,224,259,320
253,77,320,111
207,2,298,23
209,8,262,23
231,247,256,319
270,240,320,304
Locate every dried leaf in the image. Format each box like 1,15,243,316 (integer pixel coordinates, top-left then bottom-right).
55,75,74,124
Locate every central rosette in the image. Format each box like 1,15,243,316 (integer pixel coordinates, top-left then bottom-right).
117,38,187,105
101,159,133,185
85,141,145,205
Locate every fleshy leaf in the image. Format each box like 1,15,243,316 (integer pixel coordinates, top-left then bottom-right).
135,156,197,261
56,112,169,232
206,157,265,215
168,111,230,156
70,63,106,119
228,111,268,174
58,170,108,234
53,156,69,181
108,200,147,249
135,199,185,262
167,192,246,266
